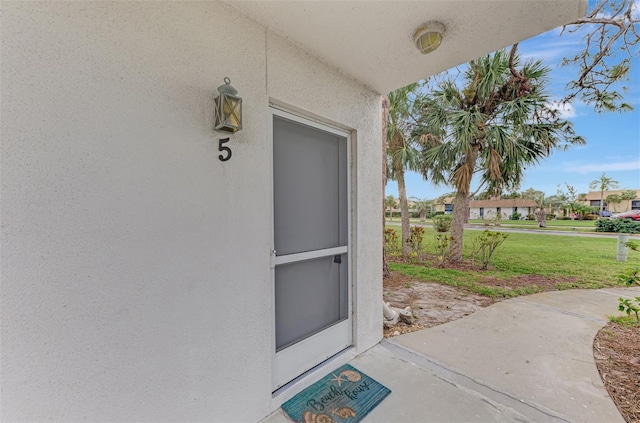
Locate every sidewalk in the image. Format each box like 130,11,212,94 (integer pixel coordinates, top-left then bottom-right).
266,286,640,423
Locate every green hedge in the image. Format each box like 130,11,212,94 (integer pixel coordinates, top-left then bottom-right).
509,212,522,220
595,219,640,234
388,211,421,219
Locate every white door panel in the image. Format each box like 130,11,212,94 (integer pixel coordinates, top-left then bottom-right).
271,109,351,390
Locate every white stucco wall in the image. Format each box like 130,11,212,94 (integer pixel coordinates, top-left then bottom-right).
1,2,382,422
470,207,531,220
470,208,512,220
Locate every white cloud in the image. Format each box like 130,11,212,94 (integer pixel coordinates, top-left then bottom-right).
519,41,583,63
563,159,640,174
547,101,577,119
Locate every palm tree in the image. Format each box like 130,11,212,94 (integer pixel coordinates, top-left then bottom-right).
522,188,547,227
386,83,423,257
620,189,637,212
382,95,391,278
410,197,434,222
589,172,619,216
606,193,622,213
418,47,585,262
385,195,396,220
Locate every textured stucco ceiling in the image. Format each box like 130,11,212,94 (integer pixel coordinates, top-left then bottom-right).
228,0,587,94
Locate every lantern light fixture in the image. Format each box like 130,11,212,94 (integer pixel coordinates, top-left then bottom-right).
413,21,446,55
214,77,242,133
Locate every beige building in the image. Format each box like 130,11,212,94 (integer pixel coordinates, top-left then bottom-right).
579,189,640,213
434,196,456,213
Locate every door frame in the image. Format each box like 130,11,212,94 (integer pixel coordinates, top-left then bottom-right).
268,106,353,391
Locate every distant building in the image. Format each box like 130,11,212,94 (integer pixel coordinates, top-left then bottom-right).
434,196,455,214
434,197,538,219
469,198,538,220
578,189,640,213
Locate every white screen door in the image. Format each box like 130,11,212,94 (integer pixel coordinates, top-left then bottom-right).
272,109,351,390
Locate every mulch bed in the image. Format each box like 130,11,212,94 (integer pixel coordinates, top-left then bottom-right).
594,321,640,423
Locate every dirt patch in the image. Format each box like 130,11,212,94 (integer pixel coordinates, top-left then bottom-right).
382,264,577,338
594,322,640,423
478,274,578,291
383,271,498,337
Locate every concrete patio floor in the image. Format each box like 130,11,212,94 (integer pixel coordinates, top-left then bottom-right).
264,286,640,423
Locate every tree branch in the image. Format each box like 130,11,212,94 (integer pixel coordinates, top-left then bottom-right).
468,181,487,199
557,0,639,110
508,43,522,79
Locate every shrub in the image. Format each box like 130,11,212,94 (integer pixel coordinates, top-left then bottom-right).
619,267,640,286
595,219,640,234
618,297,640,324
407,226,426,260
546,214,556,220
615,242,639,324
583,214,599,220
526,214,535,220
433,211,445,216
384,228,399,254
595,219,615,232
557,216,573,220
618,243,640,286
433,233,451,267
432,215,452,232
509,212,522,220
471,230,509,270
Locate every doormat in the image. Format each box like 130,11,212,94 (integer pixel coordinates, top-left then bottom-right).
281,364,391,423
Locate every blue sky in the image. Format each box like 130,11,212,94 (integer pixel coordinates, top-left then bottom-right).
386,6,640,200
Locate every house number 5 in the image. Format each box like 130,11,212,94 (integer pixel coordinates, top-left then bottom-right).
218,138,232,162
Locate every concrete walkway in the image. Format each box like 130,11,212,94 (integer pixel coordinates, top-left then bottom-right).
266,286,640,423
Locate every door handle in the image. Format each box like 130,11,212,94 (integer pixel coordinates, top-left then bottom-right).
333,255,342,264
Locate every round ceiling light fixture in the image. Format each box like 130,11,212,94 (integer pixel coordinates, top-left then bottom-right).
414,21,446,54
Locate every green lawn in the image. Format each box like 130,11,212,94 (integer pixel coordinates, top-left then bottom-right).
386,226,640,298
